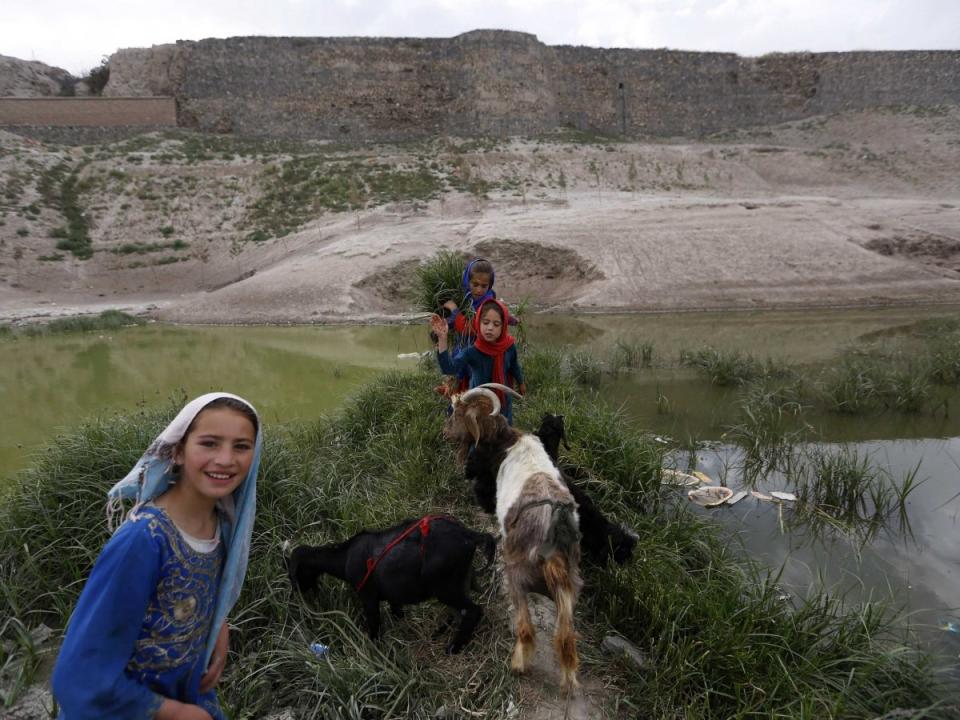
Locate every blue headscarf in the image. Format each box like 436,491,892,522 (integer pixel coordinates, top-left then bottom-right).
106,392,261,667
461,257,496,310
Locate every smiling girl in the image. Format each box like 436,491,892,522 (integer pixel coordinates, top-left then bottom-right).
432,298,526,424
53,393,261,720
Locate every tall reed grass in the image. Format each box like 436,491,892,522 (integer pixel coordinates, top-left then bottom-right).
790,446,923,539
724,378,810,482
680,347,790,387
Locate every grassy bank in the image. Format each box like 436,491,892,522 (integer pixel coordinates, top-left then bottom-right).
0,310,145,339
0,349,954,717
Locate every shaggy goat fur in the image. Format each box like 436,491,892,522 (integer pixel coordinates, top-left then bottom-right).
287,516,496,654
534,414,639,566
445,393,583,691
466,413,638,566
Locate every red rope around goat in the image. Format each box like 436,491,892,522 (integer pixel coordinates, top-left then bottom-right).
354,515,454,592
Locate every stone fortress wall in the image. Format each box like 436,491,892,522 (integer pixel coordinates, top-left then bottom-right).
16,30,960,139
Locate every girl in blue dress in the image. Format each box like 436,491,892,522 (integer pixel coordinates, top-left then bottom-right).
52,392,262,720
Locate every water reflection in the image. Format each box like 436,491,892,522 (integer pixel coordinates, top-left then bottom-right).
0,323,431,479
667,438,960,676
4,304,960,478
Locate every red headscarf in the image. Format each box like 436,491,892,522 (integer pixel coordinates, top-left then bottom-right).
472,299,515,403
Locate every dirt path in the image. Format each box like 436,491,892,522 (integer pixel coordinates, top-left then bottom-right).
515,595,610,720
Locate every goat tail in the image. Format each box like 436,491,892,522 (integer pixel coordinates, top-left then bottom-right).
543,552,580,690
468,530,498,571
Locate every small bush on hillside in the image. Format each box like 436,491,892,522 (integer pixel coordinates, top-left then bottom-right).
83,57,110,96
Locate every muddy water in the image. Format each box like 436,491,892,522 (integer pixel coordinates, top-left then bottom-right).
2,305,960,673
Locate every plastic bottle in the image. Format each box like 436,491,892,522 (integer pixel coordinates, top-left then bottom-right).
309,642,329,658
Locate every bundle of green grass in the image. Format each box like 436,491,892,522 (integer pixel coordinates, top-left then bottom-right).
413,248,470,315
0,348,953,718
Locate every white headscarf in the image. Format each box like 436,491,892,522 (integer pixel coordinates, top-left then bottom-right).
106,392,262,666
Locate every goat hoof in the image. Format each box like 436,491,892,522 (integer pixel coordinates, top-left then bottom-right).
446,641,463,655
510,656,531,675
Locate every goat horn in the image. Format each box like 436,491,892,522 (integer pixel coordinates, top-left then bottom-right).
473,382,524,399
460,387,501,416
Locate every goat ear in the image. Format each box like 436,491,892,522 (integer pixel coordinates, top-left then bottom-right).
465,407,481,445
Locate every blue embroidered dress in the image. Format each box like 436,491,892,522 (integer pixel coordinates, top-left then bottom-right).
53,506,225,719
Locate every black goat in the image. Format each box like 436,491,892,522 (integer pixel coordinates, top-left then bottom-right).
534,414,638,566
287,516,496,653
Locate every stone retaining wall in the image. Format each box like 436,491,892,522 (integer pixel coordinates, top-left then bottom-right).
0,97,175,127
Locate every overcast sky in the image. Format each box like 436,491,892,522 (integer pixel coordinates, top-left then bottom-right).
5,0,959,76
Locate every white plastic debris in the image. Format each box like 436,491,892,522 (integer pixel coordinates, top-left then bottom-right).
726,490,749,506
687,486,733,507
661,469,700,487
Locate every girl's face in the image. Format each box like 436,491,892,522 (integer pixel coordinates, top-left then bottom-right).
469,272,492,300
174,407,256,503
479,307,504,343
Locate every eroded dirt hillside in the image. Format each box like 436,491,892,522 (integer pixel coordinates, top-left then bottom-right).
1,106,959,324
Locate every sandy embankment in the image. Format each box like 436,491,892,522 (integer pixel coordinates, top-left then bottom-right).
1,108,959,325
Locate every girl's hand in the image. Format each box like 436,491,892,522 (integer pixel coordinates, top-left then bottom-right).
430,314,448,340
442,300,458,311
199,622,229,693
155,699,213,720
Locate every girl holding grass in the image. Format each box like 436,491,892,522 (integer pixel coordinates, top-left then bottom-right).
440,257,519,352
52,393,262,720
432,298,526,424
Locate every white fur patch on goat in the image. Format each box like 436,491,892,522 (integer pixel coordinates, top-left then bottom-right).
495,435,563,534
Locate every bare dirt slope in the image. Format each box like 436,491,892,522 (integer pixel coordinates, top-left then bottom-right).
1,106,959,326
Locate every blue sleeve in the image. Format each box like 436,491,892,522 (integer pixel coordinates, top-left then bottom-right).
437,348,454,375
509,346,525,385
53,521,164,720
438,348,473,377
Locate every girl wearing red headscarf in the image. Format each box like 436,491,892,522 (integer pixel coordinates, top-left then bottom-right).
431,298,527,424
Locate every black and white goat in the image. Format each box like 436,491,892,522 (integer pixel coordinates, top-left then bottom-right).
534,413,639,566
287,516,496,653
445,384,583,692
466,414,638,567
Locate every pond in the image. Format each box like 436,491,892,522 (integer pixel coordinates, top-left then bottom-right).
2,305,960,678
